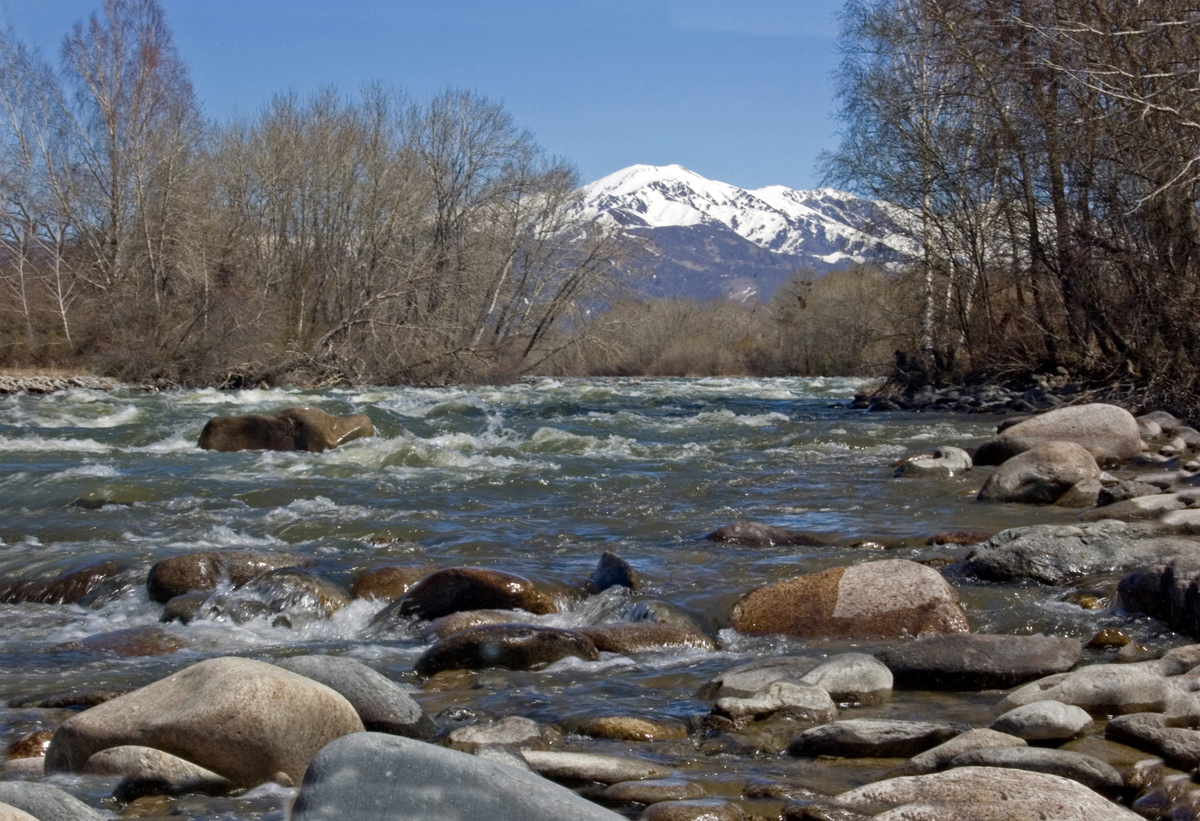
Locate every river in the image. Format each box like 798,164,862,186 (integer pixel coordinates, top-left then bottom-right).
0,377,1179,818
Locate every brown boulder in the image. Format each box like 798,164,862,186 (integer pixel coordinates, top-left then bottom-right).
579,623,716,653
577,716,688,742
391,567,557,621
0,561,126,605
146,551,313,603
731,559,969,639
413,624,599,676
351,565,434,602
197,406,373,453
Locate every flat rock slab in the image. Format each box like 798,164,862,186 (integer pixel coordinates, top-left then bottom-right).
963,521,1200,584
522,750,672,785
834,766,1141,820
876,634,1081,690
290,732,624,821
787,720,966,759
945,747,1122,795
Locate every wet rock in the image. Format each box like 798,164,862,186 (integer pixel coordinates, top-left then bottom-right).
704,521,826,547
893,446,972,478
787,719,965,758
731,559,969,639
446,716,551,753
1056,478,1102,508
161,591,208,624
1117,643,1159,663
781,800,871,821
797,653,893,706
996,663,1195,716
14,687,135,709
351,565,434,602
521,750,672,784
290,732,624,821
44,656,364,787
624,599,718,640
1134,773,1200,819
973,403,1142,466
414,624,599,676
1081,491,1200,522
6,730,53,760
577,716,688,742
714,682,838,724
0,782,105,821
876,633,1081,690
696,657,822,701
272,655,435,739
579,623,715,653
743,779,828,801
604,779,706,804
236,567,351,619
1099,480,1165,507
889,728,1027,777
637,799,745,821
588,552,640,594
146,551,312,603
990,700,1094,742
82,745,232,800
198,406,374,452
388,567,557,621
1087,627,1131,649
977,442,1100,504
0,561,126,605
71,626,189,657
924,531,991,546
834,766,1141,820
1118,557,1200,639
1106,713,1200,768
946,747,1122,795
419,610,530,642
962,520,1200,584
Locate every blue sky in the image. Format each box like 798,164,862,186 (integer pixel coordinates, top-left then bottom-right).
1,1,845,190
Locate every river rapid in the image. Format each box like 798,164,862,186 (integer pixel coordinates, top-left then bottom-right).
0,377,1182,818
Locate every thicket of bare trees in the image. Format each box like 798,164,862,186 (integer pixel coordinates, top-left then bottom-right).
0,0,625,386
826,0,1200,411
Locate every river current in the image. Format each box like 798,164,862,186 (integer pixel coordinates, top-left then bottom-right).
0,377,1179,818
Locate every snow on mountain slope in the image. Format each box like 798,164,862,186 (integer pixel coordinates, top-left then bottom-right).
575,164,913,301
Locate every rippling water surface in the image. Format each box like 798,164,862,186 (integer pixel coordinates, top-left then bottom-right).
0,377,1176,818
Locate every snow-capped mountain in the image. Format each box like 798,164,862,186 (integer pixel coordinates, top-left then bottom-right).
576,164,913,301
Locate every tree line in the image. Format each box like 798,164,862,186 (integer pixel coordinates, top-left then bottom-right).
0,0,628,386
824,0,1200,412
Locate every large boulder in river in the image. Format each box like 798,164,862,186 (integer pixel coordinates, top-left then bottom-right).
414,624,600,676
198,406,373,453
146,551,313,603
973,403,1141,466
876,634,1082,690
44,657,364,787
962,521,1200,585
386,567,557,621
730,559,969,639
976,442,1100,504
291,732,625,821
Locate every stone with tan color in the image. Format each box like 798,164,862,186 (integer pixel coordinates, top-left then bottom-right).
198,406,373,452
977,441,1099,504
579,623,715,653
146,550,313,603
731,559,968,639
44,656,364,787
0,804,38,821
577,716,688,741
521,750,672,784
889,728,1027,777
973,403,1142,466
351,564,434,602
83,745,231,800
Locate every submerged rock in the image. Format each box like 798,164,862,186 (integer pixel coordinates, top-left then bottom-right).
577,716,688,742
731,559,969,639
875,634,1081,690
1119,557,1200,638
198,406,374,452
414,624,599,676
704,521,827,547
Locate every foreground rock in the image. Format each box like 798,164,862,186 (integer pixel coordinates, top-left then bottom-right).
787,719,965,758
198,406,374,452
387,567,557,621
876,634,1081,690
972,403,1142,466
834,766,1141,820
290,733,624,821
976,442,1100,505
731,559,969,639
272,655,435,738
82,745,231,800
414,624,599,675
146,551,312,603
45,657,364,786
962,521,1200,584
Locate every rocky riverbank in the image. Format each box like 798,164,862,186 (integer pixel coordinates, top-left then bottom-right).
0,372,160,395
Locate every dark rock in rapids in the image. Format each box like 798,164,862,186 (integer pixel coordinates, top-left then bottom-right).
351,564,434,602
272,655,435,739
0,561,127,605
731,559,969,639
5,730,53,760
146,550,313,603
236,567,351,619
0,782,106,821
413,624,599,676
944,747,1123,796
388,567,557,621
787,719,967,759
197,405,374,452
704,521,826,547
1118,557,1200,638
579,622,715,653
623,598,719,640
976,442,1100,505
1105,713,1200,768
962,521,1200,585
290,732,625,821
588,551,640,594
972,403,1142,466
875,634,1082,690
418,610,531,642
